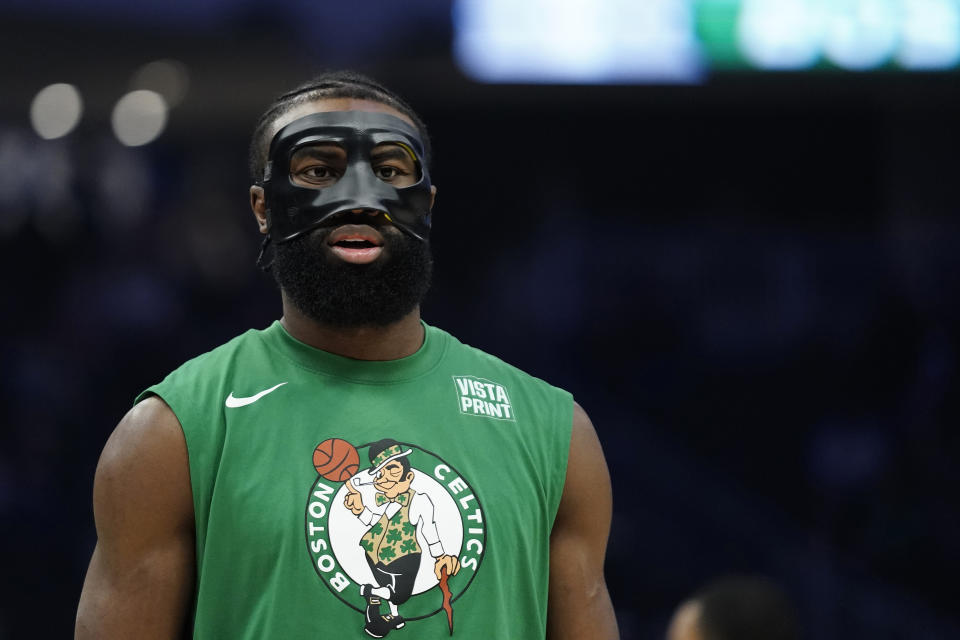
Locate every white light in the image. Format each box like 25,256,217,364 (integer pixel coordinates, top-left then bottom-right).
822,0,899,70
29,83,83,140
111,90,168,147
738,0,824,70
898,0,960,69
452,0,702,83
130,59,190,107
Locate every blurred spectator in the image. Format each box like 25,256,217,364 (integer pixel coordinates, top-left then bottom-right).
667,576,801,640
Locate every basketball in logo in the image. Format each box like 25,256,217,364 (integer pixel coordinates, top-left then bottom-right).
313,438,360,482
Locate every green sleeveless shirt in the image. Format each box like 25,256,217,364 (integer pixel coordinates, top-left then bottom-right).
137,321,573,639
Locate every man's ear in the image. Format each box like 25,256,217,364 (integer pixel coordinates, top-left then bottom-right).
429,185,437,212
250,185,269,234
405,471,415,483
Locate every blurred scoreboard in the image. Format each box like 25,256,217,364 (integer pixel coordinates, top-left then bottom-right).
454,0,960,82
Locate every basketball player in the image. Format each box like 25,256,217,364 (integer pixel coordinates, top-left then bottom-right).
76,71,618,639
666,576,800,640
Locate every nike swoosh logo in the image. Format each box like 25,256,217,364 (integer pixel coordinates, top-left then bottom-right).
225,382,288,408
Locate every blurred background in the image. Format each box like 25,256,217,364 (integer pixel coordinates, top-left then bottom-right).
1,0,959,638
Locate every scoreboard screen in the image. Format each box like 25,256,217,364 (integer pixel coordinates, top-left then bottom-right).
454,0,960,83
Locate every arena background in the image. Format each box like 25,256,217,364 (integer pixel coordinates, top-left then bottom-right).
1,2,959,638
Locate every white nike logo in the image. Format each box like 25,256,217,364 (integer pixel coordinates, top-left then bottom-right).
225,382,288,408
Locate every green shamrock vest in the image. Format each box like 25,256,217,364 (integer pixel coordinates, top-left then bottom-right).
361,491,422,565
136,320,573,639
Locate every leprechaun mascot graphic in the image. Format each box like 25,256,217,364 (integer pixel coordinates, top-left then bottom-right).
343,439,461,638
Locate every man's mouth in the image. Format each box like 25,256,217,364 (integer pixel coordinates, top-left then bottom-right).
326,224,385,264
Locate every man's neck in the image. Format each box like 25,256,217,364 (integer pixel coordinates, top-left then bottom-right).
279,295,425,361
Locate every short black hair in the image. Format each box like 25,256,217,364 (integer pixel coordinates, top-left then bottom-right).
694,576,800,640
248,70,431,184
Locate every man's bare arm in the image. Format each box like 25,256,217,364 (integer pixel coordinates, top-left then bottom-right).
76,396,195,639
547,402,619,639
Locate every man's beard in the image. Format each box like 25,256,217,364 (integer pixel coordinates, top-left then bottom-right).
270,224,433,328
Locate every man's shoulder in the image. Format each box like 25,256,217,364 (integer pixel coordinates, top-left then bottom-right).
426,323,571,399
167,325,270,376
135,324,275,405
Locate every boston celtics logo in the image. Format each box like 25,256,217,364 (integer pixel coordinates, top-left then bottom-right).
306,438,487,638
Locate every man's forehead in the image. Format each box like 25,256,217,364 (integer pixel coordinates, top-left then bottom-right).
269,98,416,142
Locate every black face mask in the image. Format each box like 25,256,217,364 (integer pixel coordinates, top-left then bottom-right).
260,111,433,261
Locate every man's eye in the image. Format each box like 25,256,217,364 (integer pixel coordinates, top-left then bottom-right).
375,166,402,180
304,166,334,179
291,164,341,186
